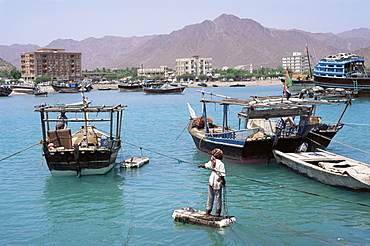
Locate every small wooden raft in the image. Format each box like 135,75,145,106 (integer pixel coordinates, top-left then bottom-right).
120,157,149,168
172,207,236,228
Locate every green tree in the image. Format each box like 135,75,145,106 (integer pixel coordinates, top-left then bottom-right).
0,70,9,78
104,73,118,81
10,70,21,79
198,74,207,81
177,73,195,81
34,76,51,83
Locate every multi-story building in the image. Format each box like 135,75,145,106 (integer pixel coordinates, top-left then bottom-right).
282,52,309,74
21,48,82,82
175,56,212,77
137,66,170,79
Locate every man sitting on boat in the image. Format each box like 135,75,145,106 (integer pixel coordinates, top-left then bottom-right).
198,148,226,217
56,112,68,130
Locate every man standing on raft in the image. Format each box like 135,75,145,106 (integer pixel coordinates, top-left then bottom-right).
198,148,226,217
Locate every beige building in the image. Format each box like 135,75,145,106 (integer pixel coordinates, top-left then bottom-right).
137,66,170,79
175,56,212,77
282,52,309,74
21,48,82,82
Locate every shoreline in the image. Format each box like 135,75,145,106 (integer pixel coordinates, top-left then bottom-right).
50,79,282,93
185,79,281,88
23,79,282,95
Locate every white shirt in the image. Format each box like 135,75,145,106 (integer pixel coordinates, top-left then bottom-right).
205,159,225,190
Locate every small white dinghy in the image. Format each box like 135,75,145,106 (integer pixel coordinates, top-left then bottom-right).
172,207,236,228
120,157,149,168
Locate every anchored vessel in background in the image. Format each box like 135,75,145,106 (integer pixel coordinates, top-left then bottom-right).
314,53,370,97
143,84,186,94
12,83,36,94
187,89,352,164
34,102,126,176
0,85,13,96
51,81,93,93
118,82,143,92
118,80,165,92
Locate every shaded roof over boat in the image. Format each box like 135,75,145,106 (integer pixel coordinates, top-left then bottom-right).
34,104,127,113
200,97,336,106
197,88,353,119
198,86,352,108
201,98,333,119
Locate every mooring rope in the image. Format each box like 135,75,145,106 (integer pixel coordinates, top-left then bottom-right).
223,187,251,245
310,131,370,155
121,140,186,163
124,186,136,246
0,141,42,162
323,121,370,128
175,123,188,141
226,186,348,246
120,140,370,208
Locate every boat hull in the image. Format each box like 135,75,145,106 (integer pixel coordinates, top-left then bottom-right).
35,91,48,97
44,147,120,176
305,128,340,150
188,120,341,164
188,120,305,164
0,86,12,96
51,84,92,93
12,85,35,94
118,84,142,92
190,134,304,164
273,150,370,192
144,86,185,94
52,84,80,93
314,75,370,97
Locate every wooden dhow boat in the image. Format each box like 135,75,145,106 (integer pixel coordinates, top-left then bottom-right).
118,82,142,92
0,85,12,96
143,85,186,94
273,149,370,193
34,101,126,176
51,82,93,93
12,83,36,94
34,87,48,97
187,89,352,164
313,52,370,97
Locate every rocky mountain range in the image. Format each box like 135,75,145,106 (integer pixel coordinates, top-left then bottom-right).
1,14,370,71
0,58,17,72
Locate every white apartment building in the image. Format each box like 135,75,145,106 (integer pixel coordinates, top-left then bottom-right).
282,52,309,74
175,56,212,77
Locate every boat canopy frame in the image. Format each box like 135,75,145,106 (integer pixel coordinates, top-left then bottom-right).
34,104,127,144
197,89,350,139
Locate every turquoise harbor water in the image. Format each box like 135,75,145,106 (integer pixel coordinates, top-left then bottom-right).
0,86,370,245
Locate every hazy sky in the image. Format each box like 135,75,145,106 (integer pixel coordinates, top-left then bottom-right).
1,0,369,46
